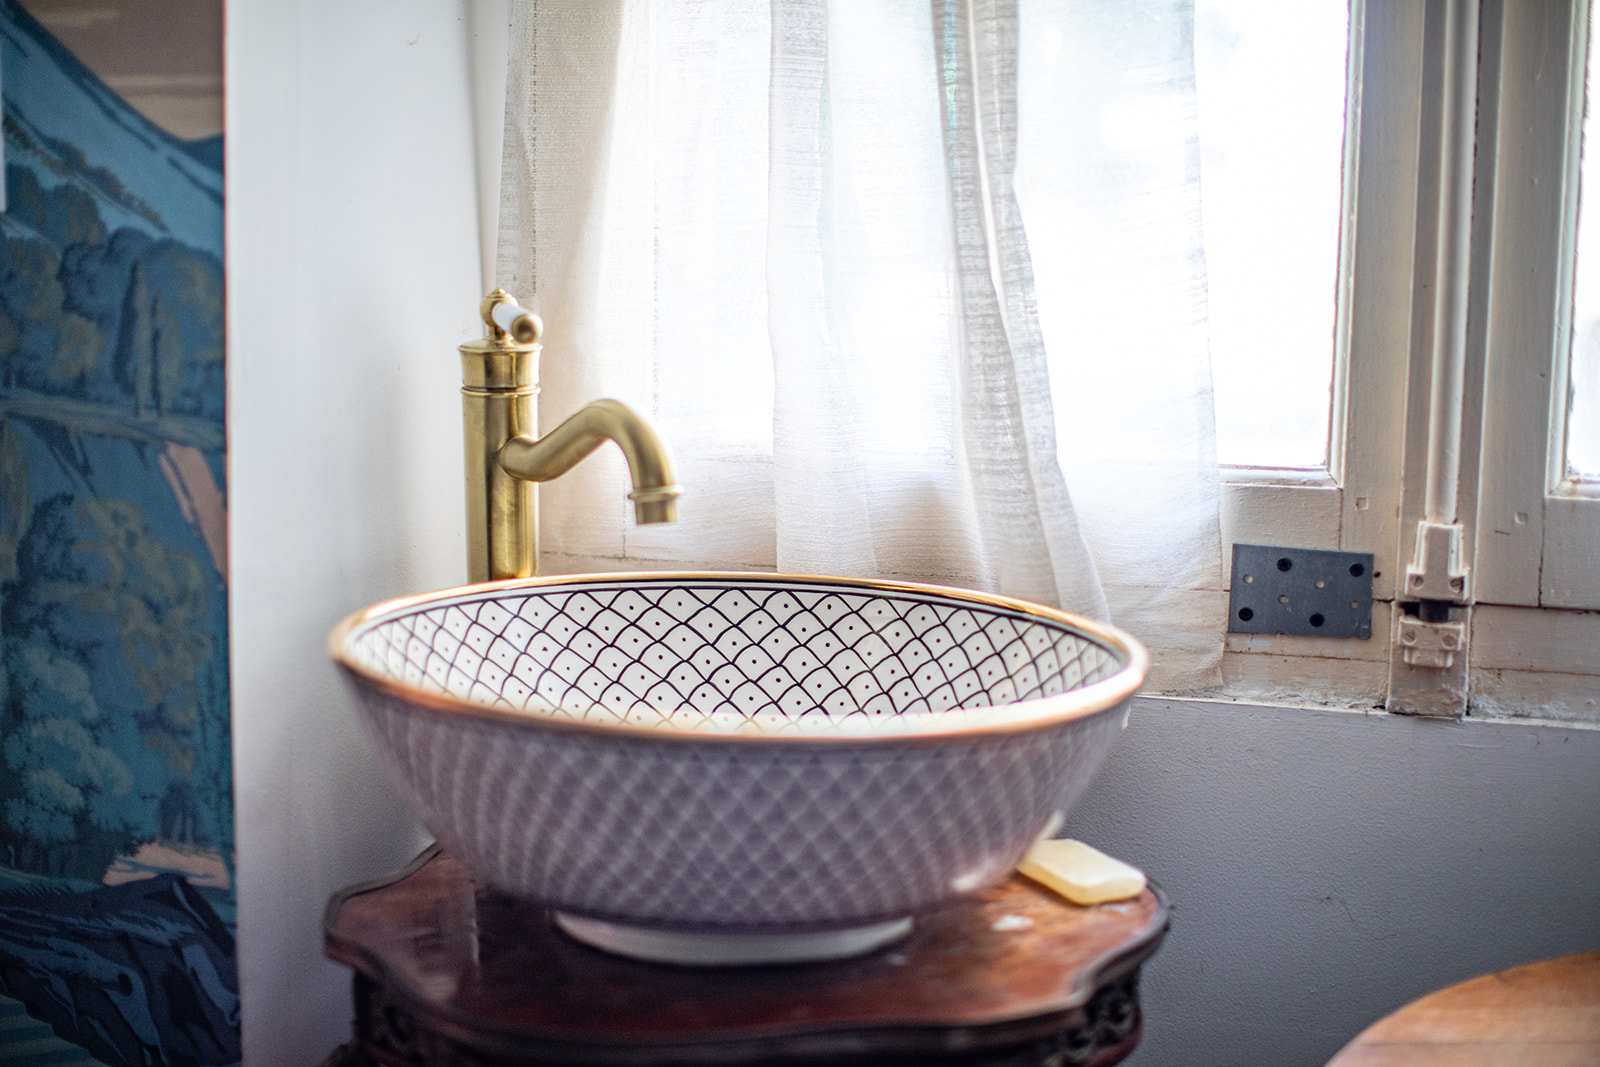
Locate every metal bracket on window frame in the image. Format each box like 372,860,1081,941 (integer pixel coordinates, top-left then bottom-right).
1397,614,1465,668
1397,521,1471,669
1403,520,1471,603
1228,544,1375,639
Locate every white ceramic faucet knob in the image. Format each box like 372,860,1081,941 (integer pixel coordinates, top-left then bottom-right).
492,299,541,344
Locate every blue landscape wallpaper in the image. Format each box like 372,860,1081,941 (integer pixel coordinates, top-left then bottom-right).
0,0,237,1063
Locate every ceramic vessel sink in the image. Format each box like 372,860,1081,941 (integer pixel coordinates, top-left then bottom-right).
329,572,1146,964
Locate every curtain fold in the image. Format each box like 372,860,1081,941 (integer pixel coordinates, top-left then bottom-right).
1014,0,1224,690
497,0,1223,691
933,0,1107,618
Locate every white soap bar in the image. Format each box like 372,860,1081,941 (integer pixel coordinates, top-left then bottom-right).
1017,839,1146,905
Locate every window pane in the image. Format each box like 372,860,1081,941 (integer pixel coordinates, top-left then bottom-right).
1196,0,1350,469
1572,344,1600,479
1568,10,1600,481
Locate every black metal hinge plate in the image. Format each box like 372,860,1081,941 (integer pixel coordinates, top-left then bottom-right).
1228,544,1374,639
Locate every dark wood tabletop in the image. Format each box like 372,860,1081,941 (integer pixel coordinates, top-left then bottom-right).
1325,951,1600,1067
324,845,1169,1066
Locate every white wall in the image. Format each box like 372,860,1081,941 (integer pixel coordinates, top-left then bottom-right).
1073,699,1600,1066
226,2,484,1062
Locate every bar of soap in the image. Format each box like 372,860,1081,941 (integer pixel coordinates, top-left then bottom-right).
1017,839,1146,905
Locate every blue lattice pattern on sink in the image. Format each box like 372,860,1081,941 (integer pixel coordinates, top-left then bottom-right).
347,579,1120,735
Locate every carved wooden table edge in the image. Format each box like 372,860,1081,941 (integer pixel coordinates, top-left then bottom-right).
324,844,1171,1066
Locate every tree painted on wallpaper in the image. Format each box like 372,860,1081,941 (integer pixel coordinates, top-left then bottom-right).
0,0,238,1063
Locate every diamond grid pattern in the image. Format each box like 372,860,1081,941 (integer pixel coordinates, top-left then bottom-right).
342,577,1135,928
352,580,1118,736
353,681,1127,928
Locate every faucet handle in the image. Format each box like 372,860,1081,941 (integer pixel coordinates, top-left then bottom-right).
481,289,542,345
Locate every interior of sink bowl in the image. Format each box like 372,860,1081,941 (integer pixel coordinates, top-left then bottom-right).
334,573,1147,738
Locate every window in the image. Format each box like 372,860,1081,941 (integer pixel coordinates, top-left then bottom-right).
1197,0,1349,471
492,0,1597,721
1214,0,1600,721
1568,16,1600,482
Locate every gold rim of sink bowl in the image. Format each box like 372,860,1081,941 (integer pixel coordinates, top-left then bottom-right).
328,572,1148,747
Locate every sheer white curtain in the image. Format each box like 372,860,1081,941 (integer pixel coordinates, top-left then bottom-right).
496,0,1223,691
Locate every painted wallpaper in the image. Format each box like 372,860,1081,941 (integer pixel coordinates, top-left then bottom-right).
0,0,237,1063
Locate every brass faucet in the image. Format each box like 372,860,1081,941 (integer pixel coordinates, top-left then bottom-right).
460,289,681,582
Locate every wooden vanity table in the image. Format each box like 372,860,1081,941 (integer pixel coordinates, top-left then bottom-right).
323,845,1169,1066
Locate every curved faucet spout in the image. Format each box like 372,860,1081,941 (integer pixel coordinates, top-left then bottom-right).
460,292,681,582
499,399,682,525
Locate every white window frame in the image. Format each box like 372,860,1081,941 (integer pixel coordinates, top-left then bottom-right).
1467,0,1600,720
1217,0,1418,707
1217,0,1600,721
1473,0,1600,607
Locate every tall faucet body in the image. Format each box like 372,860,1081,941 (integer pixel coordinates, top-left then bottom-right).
460,290,680,583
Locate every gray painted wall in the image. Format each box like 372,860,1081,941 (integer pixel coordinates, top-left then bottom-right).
1070,698,1600,1066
